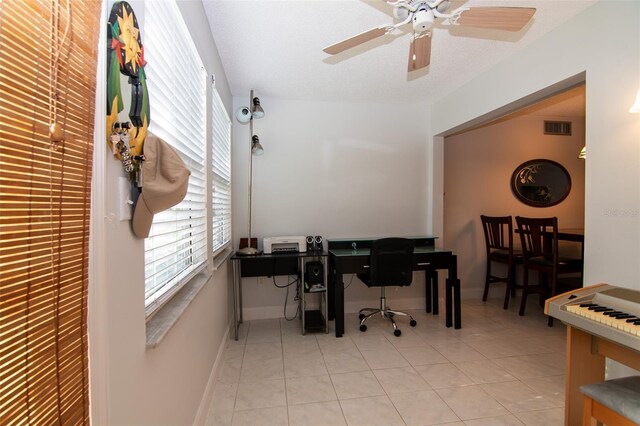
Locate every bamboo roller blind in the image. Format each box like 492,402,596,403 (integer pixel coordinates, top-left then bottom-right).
0,0,100,424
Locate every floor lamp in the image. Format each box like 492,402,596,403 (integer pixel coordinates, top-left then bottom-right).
236,90,264,256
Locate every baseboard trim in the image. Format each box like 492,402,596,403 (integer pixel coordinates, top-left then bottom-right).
192,323,230,425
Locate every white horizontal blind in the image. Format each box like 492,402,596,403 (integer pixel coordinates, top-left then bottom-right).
211,88,232,255
143,0,207,315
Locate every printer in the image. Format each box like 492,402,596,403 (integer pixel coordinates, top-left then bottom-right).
263,236,307,254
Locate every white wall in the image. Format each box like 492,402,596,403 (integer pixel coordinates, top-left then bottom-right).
431,0,640,292
429,0,640,378
444,113,585,299
231,98,432,318
89,1,233,424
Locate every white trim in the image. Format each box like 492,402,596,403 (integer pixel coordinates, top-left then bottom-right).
192,325,230,425
212,246,233,271
88,1,110,423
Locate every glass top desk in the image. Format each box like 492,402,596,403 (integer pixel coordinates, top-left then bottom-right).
230,251,328,340
327,236,461,337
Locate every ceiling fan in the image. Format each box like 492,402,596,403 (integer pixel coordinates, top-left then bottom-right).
323,0,536,72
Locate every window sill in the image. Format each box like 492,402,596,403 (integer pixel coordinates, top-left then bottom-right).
213,246,233,271
146,271,212,349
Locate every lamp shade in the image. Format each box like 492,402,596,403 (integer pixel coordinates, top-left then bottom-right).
252,97,265,119
236,106,251,123
251,135,264,156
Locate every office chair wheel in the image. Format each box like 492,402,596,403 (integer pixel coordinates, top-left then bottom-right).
360,324,367,332
410,319,417,327
394,329,401,337
358,314,365,320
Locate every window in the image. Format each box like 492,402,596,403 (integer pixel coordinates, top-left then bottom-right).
143,0,207,315
211,88,232,255
0,0,100,422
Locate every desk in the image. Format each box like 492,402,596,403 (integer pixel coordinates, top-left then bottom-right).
327,237,461,337
231,251,327,340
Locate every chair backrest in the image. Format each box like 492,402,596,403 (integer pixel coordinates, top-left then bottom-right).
480,215,514,255
369,238,415,287
515,216,559,262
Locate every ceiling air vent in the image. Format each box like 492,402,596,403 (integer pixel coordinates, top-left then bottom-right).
544,120,572,136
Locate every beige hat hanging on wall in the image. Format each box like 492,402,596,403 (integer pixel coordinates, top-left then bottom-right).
132,134,190,238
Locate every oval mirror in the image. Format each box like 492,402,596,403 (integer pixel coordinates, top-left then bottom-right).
511,159,571,207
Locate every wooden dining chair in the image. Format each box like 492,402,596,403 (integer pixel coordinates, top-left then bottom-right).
515,216,583,326
480,215,523,309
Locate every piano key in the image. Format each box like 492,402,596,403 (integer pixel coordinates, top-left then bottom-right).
567,305,637,331
604,311,623,316
580,303,597,307
613,313,633,319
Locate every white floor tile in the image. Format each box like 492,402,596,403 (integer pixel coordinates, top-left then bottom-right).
339,395,405,426
455,359,516,384
388,389,460,425
284,353,328,378
521,375,565,404
360,348,410,369
323,350,370,374
436,385,510,420
399,346,450,366
206,299,570,426
492,353,565,380
331,370,386,400
433,341,488,363
234,379,286,411
415,363,475,389
286,375,337,405
231,406,288,426
463,414,525,425
372,366,432,395
287,401,347,426
240,357,284,383
481,380,562,413
514,407,565,426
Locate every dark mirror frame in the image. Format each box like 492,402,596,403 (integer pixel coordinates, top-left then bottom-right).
511,159,571,207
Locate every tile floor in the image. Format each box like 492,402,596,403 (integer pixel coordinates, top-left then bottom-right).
206,298,567,426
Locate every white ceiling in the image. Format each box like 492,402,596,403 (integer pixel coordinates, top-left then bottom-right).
203,0,596,104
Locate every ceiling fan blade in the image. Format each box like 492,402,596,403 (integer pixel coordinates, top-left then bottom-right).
408,31,431,72
456,7,536,32
323,26,388,55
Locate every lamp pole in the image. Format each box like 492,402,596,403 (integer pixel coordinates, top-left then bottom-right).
237,90,260,255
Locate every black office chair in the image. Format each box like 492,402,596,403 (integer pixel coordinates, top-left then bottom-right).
357,238,416,337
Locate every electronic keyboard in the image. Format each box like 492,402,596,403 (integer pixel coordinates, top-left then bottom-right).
545,284,640,352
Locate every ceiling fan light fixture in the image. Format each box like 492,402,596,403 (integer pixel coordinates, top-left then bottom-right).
436,0,451,14
412,8,435,32
393,6,410,21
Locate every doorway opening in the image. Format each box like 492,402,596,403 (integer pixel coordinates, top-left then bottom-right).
442,82,586,300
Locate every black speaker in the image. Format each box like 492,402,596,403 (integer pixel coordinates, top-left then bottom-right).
314,235,323,251
306,236,315,252
305,261,324,286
